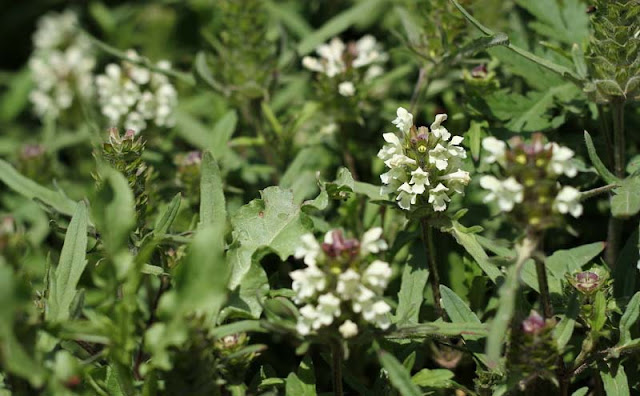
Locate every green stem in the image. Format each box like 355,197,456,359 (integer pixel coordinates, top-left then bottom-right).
606,99,626,266
580,183,618,200
331,342,344,396
534,256,553,319
420,218,444,319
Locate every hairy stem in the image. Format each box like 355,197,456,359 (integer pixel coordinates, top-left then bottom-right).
420,218,444,319
605,99,626,266
331,342,344,396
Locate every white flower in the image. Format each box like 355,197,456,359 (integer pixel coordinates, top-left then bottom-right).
338,81,356,96
396,183,417,210
392,107,414,135
365,65,384,81
353,35,386,68
547,143,578,178
32,10,79,50
362,300,391,330
315,293,341,328
377,133,403,162
302,56,324,73
428,144,450,171
480,176,524,212
553,186,583,218
362,260,392,293
428,183,451,212
385,154,416,169
447,136,467,159
315,37,347,77
297,305,317,335
360,227,388,256
337,269,361,300
294,233,322,266
339,320,359,338
430,114,451,141
291,266,327,303
409,167,430,194
95,51,177,133
440,169,471,194
481,137,507,165
380,166,407,195
352,286,375,314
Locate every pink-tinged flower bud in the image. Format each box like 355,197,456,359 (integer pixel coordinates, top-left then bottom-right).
471,64,488,78
521,310,546,334
321,229,360,259
568,269,606,295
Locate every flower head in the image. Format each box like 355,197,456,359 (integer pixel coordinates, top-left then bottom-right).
291,229,391,338
378,108,470,212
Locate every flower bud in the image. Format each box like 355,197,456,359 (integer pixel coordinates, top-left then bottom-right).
568,269,607,295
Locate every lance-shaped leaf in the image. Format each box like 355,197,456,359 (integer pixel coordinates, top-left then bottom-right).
47,202,89,322
618,292,640,346
386,322,488,339
226,187,314,317
584,131,619,184
394,243,429,325
378,350,422,396
199,151,226,233
0,158,77,218
445,220,502,283
600,364,630,396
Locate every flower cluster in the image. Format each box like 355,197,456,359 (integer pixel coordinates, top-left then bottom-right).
479,133,582,228
96,50,178,134
291,228,392,338
377,107,470,212
302,35,386,97
28,10,95,120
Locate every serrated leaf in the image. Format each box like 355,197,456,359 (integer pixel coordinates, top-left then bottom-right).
395,243,429,325
515,0,589,45
0,158,77,218
227,187,313,317
611,176,640,218
618,292,640,346
47,202,89,322
378,350,422,396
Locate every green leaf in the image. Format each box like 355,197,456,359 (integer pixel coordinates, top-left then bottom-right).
584,131,619,184
600,365,630,396
618,292,640,346
199,152,226,235
466,120,488,161
515,0,589,45
0,158,77,218
440,285,482,337
395,243,429,325
572,387,589,396
297,0,387,55
378,350,422,396
227,187,313,317
411,368,454,388
92,169,136,255
614,229,639,298
611,176,640,218
47,202,89,322
209,110,238,159
387,322,488,339
591,290,607,332
553,294,579,349
264,1,313,38
173,225,228,319
154,193,181,236
446,221,502,283
285,355,316,396
545,242,606,279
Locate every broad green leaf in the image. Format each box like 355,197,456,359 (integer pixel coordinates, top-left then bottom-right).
227,187,313,317
446,221,502,283
411,368,454,388
584,131,619,184
572,387,589,396
440,286,482,330
600,365,630,396
297,0,387,55
515,0,589,45
618,292,640,346
285,355,316,396
545,242,606,279
553,294,579,349
173,226,228,319
199,151,226,236
47,202,89,322
611,176,640,218
378,350,422,396
209,110,238,159
395,243,429,325
0,158,77,218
